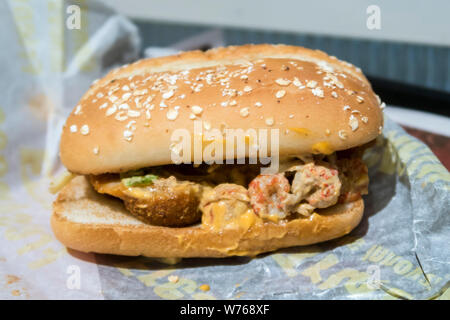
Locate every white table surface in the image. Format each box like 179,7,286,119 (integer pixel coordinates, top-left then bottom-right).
384,106,450,137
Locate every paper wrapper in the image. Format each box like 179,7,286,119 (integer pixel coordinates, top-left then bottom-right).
0,0,449,300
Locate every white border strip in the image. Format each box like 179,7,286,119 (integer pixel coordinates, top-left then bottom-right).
105,0,450,46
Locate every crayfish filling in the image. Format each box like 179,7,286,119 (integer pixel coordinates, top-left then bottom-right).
88,146,369,229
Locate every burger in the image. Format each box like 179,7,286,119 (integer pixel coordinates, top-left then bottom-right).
51,44,383,258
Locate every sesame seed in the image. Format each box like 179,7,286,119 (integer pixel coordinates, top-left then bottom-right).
331,91,338,98
293,77,302,87
193,84,203,92
243,85,252,92
312,87,324,98
317,61,334,73
115,111,128,121
162,90,174,99
134,98,142,109
99,102,108,109
133,89,148,96
204,121,211,130
356,96,364,103
128,109,140,117
275,90,286,99
96,92,104,98
168,275,179,283
122,85,130,91
361,116,368,123
240,107,249,117
70,125,77,133
275,78,291,86
80,124,89,135
109,95,118,103
380,102,386,109
229,100,237,106
343,105,351,111
349,115,359,131
166,108,178,120
123,130,133,141
254,102,262,107
74,105,82,115
106,105,117,116
93,146,99,155
306,80,317,89
189,113,196,120
122,92,131,100
118,103,129,110
265,117,274,126
191,105,203,115
108,87,119,95
338,130,347,140
126,120,136,130
325,129,331,136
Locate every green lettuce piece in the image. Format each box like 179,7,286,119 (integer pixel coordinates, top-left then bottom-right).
121,174,158,187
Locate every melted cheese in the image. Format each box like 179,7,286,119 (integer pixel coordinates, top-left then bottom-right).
91,175,160,200
205,201,228,230
123,186,155,199
238,209,258,230
202,201,261,232
289,127,311,136
311,141,334,155
266,214,283,223
90,176,126,198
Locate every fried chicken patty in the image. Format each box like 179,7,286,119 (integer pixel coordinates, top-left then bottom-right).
89,175,205,227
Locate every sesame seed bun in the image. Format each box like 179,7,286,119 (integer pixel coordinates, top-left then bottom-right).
52,176,364,258
60,44,383,175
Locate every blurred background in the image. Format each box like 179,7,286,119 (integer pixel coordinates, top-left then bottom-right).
105,0,450,168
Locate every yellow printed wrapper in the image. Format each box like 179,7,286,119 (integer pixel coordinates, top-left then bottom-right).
0,0,449,301
0,0,139,299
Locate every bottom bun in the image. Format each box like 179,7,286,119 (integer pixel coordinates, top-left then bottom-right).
51,176,364,258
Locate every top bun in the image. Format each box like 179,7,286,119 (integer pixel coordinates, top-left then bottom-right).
60,44,383,174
